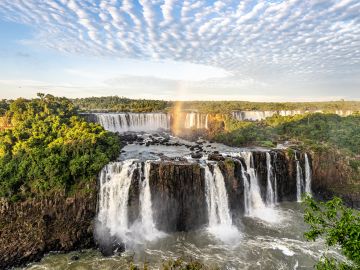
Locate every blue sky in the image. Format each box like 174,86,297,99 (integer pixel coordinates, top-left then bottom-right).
0,0,359,101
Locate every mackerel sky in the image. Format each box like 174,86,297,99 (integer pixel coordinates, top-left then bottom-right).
0,0,359,100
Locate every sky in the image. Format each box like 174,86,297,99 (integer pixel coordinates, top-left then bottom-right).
0,0,359,101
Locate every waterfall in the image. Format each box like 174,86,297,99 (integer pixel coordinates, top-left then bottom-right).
97,160,137,239
134,161,164,241
240,162,251,216
95,113,170,133
96,159,164,246
204,164,232,226
231,110,353,122
204,163,239,242
304,153,312,195
205,114,209,129
266,152,277,206
241,152,266,216
184,112,208,129
295,152,304,202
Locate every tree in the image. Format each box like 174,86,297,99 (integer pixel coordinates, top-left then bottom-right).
303,195,360,269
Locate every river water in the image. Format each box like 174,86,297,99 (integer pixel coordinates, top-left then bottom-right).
19,118,342,270
22,202,342,270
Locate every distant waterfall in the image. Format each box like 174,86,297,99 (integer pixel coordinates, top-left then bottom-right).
232,111,276,121
184,112,209,129
97,160,164,245
95,113,170,133
231,110,353,122
304,153,312,195
266,152,278,206
241,152,266,216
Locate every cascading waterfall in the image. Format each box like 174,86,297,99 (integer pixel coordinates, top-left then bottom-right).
266,152,278,206
97,160,137,239
95,113,170,133
133,161,164,241
204,164,233,226
204,163,239,241
184,112,209,129
241,152,266,216
295,152,304,202
304,153,312,195
96,159,164,246
239,162,251,216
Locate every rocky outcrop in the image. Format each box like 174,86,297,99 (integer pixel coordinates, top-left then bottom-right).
0,186,97,269
149,161,207,232
311,149,360,208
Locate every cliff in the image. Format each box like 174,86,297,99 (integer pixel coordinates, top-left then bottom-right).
0,185,97,269
311,149,360,208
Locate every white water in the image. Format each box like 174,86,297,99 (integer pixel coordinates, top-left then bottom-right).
295,152,312,201
295,153,304,202
304,153,312,195
266,152,277,206
97,160,164,246
231,110,353,121
240,152,282,223
95,113,170,133
204,164,239,242
97,160,137,239
130,161,165,242
241,152,266,215
184,112,209,129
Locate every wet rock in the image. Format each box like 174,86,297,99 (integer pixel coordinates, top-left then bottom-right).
191,153,203,159
70,255,80,261
208,153,225,161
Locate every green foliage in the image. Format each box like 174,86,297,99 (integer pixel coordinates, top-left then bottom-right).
72,96,360,114
215,113,360,156
303,196,360,269
0,100,9,116
0,94,120,199
179,100,360,114
73,96,170,112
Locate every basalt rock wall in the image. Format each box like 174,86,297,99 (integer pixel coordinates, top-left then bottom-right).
0,187,97,269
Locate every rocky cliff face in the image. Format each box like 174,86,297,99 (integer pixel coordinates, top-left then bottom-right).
0,149,312,268
311,150,360,208
149,161,207,232
0,186,97,269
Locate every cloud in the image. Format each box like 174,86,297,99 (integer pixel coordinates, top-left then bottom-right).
0,0,359,99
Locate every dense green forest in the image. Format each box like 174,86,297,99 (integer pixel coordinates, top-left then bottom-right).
72,96,360,114
215,113,360,154
73,96,170,112
0,94,120,201
181,100,360,114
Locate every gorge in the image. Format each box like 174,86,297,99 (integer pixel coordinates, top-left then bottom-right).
1,110,357,269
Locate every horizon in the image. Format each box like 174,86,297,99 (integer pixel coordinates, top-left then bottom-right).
2,93,360,103
0,0,359,101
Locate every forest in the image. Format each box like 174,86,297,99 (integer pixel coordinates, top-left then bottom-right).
0,94,120,201
72,96,360,113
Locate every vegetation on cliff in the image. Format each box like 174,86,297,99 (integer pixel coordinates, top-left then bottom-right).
0,94,121,200
73,96,170,112
72,96,360,114
303,196,360,269
205,112,360,205
215,113,360,153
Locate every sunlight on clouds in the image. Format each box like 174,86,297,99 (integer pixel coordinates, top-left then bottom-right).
0,0,359,99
